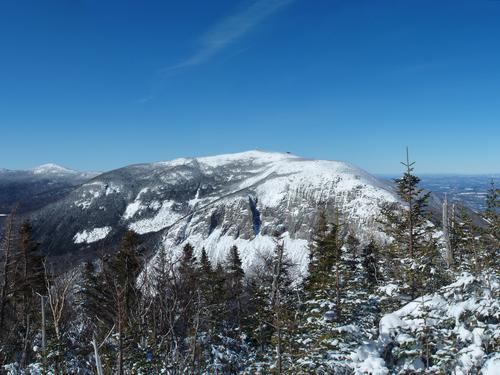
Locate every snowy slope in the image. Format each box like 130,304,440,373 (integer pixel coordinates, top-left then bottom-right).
352,272,500,374
32,163,77,175
31,151,399,268
31,163,99,179
148,151,399,272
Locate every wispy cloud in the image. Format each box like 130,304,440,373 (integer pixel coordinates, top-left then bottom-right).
137,0,293,103
164,0,293,72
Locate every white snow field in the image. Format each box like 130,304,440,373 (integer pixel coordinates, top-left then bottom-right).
131,151,399,272
73,226,112,244
352,272,499,374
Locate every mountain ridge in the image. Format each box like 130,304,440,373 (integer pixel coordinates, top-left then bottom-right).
29,150,401,272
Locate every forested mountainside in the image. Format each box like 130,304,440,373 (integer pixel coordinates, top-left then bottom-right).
0,152,498,374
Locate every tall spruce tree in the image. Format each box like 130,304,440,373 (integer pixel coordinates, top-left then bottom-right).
450,207,478,272
484,181,499,246
225,245,245,328
242,234,299,374
0,208,17,352
296,210,352,372
102,230,141,375
379,148,442,298
304,209,342,298
76,259,111,342
482,181,499,271
15,221,45,368
176,243,199,349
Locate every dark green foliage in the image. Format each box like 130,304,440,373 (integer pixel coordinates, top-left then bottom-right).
485,180,499,221
483,181,499,271
225,245,245,327
362,240,380,286
99,230,143,374
0,218,46,368
304,210,342,296
378,151,444,298
16,222,45,298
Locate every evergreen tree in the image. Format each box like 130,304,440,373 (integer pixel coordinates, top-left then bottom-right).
225,245,245,328
210,262,227,331
378,149,443,298
305,209,328,292
242,235,299,373
177,243,198,306
450,207,478,272
0,209,17,358
76,259,112,341
362,239,380,286
199,247,212,276
197,247,221,336
484,180,499,224
343,239,381,326
14,221,45,368
102,230,142,375
295,210,352,372
304,210,342,298
483,181,499,270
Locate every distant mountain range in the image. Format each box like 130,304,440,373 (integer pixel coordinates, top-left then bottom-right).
1,152,495,269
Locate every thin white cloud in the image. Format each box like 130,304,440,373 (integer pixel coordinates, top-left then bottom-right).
164,0,294,71
137,0,293,103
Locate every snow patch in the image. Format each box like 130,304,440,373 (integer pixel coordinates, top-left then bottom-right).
351,343,388,375
75,181,121,209
123,189,148,217
129,200,183,234
353,272,500,375
156,228,310,275
482,353,500,375
73,226,111,244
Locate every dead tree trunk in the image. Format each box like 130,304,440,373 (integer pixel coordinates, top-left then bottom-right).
92,335,104,375
40,294,46,364
44,262,77,343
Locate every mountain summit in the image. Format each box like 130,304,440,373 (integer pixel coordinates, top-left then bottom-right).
32,163,77,175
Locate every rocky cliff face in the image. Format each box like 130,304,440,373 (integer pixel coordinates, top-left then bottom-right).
31,151,400,270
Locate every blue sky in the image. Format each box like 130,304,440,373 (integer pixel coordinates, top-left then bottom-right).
1,0,499,174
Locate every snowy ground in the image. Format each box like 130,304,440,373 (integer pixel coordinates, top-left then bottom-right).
352,272,499,374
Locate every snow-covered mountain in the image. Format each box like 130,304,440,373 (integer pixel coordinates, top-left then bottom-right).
0,164,99,218
31,151,400,270
31,163,99,180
